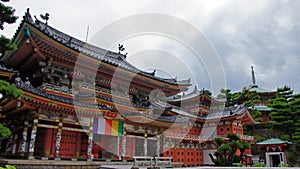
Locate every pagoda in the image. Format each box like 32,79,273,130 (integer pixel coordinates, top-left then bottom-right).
238,66,276,122
0,9,256,167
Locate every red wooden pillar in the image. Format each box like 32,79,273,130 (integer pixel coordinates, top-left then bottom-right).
43,128,53,157
75,132,81,158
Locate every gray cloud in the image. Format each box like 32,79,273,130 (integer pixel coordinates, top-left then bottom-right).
3,0,300,95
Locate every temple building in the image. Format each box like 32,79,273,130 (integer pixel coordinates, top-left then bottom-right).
0,9,256,167
257,138,292,167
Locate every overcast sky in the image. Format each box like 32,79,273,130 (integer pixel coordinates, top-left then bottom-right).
2,0,300,95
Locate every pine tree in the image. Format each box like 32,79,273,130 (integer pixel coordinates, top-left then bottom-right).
217,88,241,107
210,134,251,166
0,0,18,56
0,0,18,139
290,94,300,143
0,80,22,138
268,86,294,134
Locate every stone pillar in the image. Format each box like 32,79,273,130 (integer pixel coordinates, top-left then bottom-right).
11,134,18,155
144,133,147,156
121,130,126,159
156,135,160,157
20,121,29,156
5,134,13,156
28,117,39,159
87,117,94,161
55,119,63,158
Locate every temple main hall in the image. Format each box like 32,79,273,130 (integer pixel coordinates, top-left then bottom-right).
0,9,255,167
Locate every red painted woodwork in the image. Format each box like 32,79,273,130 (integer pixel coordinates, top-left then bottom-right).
43,128,54,157
59,130,78,158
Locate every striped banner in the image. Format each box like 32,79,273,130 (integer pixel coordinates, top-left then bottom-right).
93,117,123,136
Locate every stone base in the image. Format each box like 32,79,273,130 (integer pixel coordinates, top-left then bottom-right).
28,156,35,160
41,157,48,160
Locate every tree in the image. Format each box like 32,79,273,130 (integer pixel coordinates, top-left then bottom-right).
210,134,251,166
268,86,294,133
0,0,18,56
290,94,300,143
0,80,22,138
217,88,241,107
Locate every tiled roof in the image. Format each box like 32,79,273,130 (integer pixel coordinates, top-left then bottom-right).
248,104,272,111
168,88,224,103
249,85,275,94
20,9,190,86
256,138,292,145
204,103,247,120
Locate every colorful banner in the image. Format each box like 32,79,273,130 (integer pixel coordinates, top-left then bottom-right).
93,117,123,136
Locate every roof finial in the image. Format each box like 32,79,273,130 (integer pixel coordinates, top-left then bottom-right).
251,66,256,85
40,13,50,25
118,44,125,54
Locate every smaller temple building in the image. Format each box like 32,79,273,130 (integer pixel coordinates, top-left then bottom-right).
256,138,292,167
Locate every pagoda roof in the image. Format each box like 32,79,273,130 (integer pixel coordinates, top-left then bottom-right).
11,9,190,87
248,85,275,94
256,138,292,145
248,104,272,111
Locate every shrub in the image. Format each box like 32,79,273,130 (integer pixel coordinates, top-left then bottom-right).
253,162,266,167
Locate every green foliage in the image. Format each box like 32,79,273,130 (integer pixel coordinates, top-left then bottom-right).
214,137,225,147
210,134,251,166
0,80,22,138
217,88,242,107
268,86,294,133
253,162,266,167
204,89,212,96
254,135,264,142
0,123,10,138
278,163,289,167
244,91,261,107
0,0,18,56
280,134,291,141
0,35,17,56
0,80,22,99
0,165,16,169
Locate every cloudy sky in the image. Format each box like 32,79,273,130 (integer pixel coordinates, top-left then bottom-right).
3,0,300,95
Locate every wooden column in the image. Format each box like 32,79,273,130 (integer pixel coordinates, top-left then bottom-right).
75,132,82,158
20,121,29,157
28,117,39,159
121,130,126,159
55,119,63,158
144,133,147,156
87,117,94,161
43,128,53,157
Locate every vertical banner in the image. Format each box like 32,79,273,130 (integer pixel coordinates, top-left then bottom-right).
93,117,123,136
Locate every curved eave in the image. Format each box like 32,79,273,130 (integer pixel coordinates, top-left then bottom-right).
238,110,256,125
